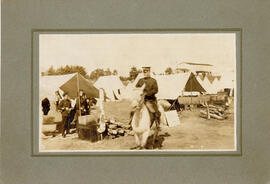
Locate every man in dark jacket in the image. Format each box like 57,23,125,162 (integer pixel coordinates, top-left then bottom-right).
135,67,161,127
58,92,72,137
41,97,50,115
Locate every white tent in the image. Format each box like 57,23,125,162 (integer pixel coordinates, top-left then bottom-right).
123,72,205,100
218,72,235,90
155,73,190,99
39,73,74,101
196,76,217,94
196,77,209,94
94,76,125,101
211,78,222,94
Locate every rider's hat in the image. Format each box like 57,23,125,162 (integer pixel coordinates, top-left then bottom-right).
142,66,151,72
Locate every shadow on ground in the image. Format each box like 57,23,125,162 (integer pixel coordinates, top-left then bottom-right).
145,132,171,149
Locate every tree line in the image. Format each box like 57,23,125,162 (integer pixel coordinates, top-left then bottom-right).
42,65,174,82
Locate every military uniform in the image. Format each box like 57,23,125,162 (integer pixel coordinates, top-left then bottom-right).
135,76,161,125
58,98,72,137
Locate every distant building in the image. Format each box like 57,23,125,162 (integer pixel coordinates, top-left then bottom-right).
175,62,214,75
175,62,222,82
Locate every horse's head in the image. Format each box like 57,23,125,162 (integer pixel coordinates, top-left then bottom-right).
130,84,145,108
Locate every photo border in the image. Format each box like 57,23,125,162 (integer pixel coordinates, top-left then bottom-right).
32,29,242,156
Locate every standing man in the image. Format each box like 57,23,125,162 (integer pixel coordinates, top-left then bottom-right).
135,67,161,128
58,92,72,137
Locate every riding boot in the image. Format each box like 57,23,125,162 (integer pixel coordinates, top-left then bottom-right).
129,111,135,125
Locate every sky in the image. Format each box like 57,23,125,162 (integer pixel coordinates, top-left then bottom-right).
39,33,236,76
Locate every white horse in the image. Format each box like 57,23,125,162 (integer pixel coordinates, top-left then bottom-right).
130,86,159,149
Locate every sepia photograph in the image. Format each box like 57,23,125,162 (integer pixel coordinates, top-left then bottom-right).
38,32,237,152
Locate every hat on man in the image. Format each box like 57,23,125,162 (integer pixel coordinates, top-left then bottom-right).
142,66,151,72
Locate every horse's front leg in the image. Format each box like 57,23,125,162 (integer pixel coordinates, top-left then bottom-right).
152,127,159,147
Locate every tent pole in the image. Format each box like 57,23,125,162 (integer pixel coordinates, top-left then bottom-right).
77,72,81,116
191,73,193,105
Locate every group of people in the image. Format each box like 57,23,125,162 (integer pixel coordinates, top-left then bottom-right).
49,66,161,138
55,89,95,137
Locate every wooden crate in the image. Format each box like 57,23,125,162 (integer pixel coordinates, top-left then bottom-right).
178,95,211,105
78,114,99,126
78,123,99,142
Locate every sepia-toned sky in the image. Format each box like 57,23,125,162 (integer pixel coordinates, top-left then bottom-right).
39,33,236,76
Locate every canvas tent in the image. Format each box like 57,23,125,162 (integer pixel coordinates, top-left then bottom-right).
40,73,75,101
211,78,222,94
218,72,235,96
124,72,205,100
184,72,206,92
218,72,235,90
196,76,217,94
155,72,205,99
94,76,124,101
60,73,99,99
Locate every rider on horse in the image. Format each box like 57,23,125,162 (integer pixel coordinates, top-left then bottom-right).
131,66,161,129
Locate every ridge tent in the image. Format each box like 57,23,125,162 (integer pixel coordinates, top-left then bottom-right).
60,73,99,99
218,72,235,96
196,76,217,94
122,72,205,100
184,72,206,93
156,72,205,99
94,75,124,101
211,78,222,94
132,72,205,99
218,72,235,90
40,73,75,101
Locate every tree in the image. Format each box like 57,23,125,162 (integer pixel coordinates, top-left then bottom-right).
104,68,112,76
112,69,118,75
47,66,55,75
89,68,105,81
165,67,173,75
45,65,87,77
73,65,87,76
56,66,65,75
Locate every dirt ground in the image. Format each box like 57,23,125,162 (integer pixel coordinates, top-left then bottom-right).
41,99,235,151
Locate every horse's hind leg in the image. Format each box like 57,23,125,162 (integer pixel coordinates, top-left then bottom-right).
134,133,140,147
141,130,150,148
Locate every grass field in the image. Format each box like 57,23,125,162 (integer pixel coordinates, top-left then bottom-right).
40,99,235,151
